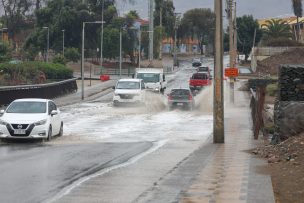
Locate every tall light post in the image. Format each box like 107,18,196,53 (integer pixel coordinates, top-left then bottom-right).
62,29,65,57
173,13,181,66
148,0,154,62
81,21,103,100
43,27,49,62
1,28,8,42
119,28,123,78
100,0,105,68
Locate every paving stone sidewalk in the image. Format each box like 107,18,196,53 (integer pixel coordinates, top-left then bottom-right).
180,82,275,203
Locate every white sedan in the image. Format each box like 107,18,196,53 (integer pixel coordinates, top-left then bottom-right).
0,98,63,141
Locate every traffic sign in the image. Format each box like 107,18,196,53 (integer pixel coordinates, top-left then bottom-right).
225,68,238,77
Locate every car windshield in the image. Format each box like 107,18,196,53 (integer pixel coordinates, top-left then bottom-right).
171,89,190,96
116,81,140,89
192,62,202,67
198,67,209,72
6,101,47,113
192,73,208,80
137,73,160,83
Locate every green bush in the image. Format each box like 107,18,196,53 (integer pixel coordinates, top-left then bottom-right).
65,47,80,63
262,38,304,47
52,54,66,65
0,61,73,85
266,83,278,97
0,42,12,63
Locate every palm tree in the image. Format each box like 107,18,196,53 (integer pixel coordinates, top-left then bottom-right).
262,19,292,40
292,0,303,41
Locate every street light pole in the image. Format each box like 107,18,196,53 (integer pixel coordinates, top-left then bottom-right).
43,27,49,62
138,29,141,69
81,23,85,100
100,0,105,68
62,29,65,57
119,28,122,78
173,12,181,66
81,21,103,100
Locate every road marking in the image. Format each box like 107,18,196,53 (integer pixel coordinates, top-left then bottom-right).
44,139,168,203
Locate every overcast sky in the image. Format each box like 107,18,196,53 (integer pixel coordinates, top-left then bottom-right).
117,0,294,20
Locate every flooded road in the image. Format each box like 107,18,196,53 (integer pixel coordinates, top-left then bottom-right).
0,58,224,203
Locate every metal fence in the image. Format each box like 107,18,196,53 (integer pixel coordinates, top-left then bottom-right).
0,78,78,106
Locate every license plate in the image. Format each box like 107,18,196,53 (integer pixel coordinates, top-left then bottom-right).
177,103,184,106
14,129,26,135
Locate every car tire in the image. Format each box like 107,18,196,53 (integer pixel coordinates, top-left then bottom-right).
58,122,63,137
47,125,52,141
113,101,119,107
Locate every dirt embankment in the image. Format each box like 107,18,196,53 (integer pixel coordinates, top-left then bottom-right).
257,48,304,76
253,133,304,203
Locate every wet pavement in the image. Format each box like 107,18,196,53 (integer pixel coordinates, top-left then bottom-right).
180,82,275,203
49,81,274,203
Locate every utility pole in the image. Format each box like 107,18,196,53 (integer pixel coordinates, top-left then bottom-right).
159,0,163,60
228,0,234,103
119,28,122,78
100,0,105,69
214,0,224,143
138,29,141,69
149,0,154,63
234,1,237,66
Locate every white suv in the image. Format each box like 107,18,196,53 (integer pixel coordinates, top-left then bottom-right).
112,79,146,106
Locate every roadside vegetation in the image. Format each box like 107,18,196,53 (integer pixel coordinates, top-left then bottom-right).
0,62,72,86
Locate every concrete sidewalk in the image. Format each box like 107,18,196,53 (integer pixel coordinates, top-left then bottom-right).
180,82,275,203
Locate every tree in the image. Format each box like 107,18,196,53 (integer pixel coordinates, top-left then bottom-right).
0,42,11,62
178,8,215,55
154,0,175,37
1,0,33,42
262,19,292,40
236,15,262,60
292,0,303,41
65,47,80,62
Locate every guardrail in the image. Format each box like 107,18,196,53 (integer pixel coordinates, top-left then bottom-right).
0,78,78,106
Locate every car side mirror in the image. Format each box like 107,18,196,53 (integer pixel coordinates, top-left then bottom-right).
163,75,166,82
0,110,4,114
51,110,58,116
132,74,135,78
112,86,116,90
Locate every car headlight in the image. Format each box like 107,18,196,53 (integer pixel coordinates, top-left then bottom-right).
34,119,47,126
154,88,159,91
0,119,7,125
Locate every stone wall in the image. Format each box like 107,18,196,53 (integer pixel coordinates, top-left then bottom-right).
273,65,304,143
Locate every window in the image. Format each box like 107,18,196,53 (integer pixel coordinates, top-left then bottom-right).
7,101,47,113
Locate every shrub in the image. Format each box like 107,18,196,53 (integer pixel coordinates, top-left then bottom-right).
0,62,73,85
266,83,278,97
52,54,66,65
65,47,80,63
0,42,12,63
262,37,304,47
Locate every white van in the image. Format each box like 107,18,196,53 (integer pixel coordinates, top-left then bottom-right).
134,68,167,94
112,79,146,106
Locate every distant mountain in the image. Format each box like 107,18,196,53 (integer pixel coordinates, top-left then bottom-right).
117,0,294,20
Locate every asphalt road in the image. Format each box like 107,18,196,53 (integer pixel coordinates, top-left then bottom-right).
0,142,152,203
0,57,224,203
